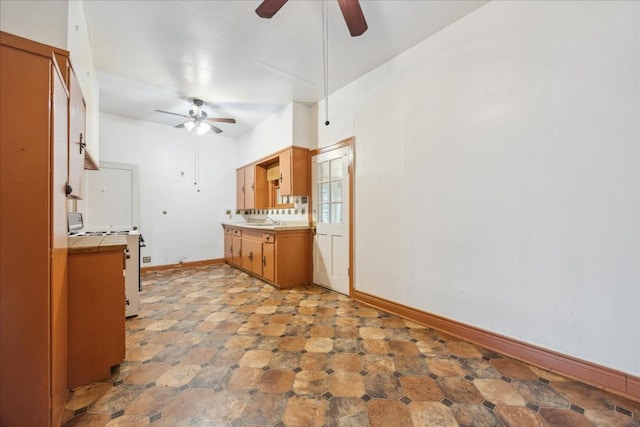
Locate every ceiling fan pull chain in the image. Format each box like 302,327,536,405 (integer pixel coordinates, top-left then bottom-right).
322,0,330,126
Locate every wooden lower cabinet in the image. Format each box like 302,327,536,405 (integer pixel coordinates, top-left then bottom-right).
263,242,275,282
224,228,233,263
273,230,311,287
232,231,243,266
242,233,264,276
223,225,310,288
68,249,126,388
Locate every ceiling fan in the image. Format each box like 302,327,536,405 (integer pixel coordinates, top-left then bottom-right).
256,0,368,37
155,99,236,135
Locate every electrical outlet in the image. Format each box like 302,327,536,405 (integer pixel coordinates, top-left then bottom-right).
142,256,151,263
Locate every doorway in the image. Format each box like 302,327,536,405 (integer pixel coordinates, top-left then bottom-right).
311,138,354,296
84,161,140,230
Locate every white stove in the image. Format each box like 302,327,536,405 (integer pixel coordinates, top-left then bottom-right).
68,213,141,317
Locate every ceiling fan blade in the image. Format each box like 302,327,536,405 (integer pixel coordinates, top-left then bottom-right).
205,117,236,124
337,0,368,37
256,0,288,18
156,109,190,119
210,125,223,134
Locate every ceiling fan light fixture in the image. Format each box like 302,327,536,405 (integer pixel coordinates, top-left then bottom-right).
184,121,196,131
196,121,211,135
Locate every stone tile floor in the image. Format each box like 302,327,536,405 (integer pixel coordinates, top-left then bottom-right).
62,264,640,426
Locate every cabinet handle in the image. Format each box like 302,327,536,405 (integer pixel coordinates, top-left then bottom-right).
251,183,254,191
242,185,245,194
262,256,266,267
229,246,233,254
249,252,253,262
79,133,86,154
279,173,283,184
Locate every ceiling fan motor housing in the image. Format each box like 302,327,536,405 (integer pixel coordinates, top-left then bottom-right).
190,99,206,120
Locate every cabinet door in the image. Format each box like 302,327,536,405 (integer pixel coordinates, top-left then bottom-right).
241,237,252,270
236,168,245,209
245,165,255,209
232,235,242,266
224,232,233,264
68,68,85,199
51,58,70,426
279,150,292,196
250,240,263,277
68,250,125,388
241,239,261,275
263,243,275,282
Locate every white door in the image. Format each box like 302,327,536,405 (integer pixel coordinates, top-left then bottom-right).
85,161,139,230
312,146,350,295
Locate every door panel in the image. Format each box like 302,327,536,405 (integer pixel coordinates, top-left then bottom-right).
51,58,70,427
224,233,233,263
263,243,275,282
312,145,350,295
241,238,252,271
250,240,263,276
279,150,291,196
68,67,85,199
236,169,245,209
245,166,255,209
85,162,139,230
232,236,242,266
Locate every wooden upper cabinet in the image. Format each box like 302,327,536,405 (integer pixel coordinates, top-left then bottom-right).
67,67,86,199
279,147,310,197
236,168,246,209
245,164,255,209
237,164,267,210
237,146,310,210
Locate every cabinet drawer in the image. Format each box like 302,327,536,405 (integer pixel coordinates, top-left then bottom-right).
224,228,233,235
263,233,275,243
232,229,242,237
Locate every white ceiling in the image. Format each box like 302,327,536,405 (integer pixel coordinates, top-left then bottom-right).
83,0,488,138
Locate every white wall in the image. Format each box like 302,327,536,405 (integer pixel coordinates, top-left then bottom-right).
237,102,315,166
1,0,101,162
317,1,640,376
0,0,68,48
67,0,100,161
96,113,237,266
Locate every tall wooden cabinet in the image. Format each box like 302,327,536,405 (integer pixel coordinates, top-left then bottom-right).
0,32,70,426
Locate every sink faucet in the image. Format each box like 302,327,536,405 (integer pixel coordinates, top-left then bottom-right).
266,216,280,225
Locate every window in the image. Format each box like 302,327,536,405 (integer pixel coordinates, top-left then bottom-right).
317,157,343,223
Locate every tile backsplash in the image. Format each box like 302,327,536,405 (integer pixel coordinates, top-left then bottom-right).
235,195,309,223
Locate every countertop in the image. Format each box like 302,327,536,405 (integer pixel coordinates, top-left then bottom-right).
68,235,128,254
221,221,310,231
